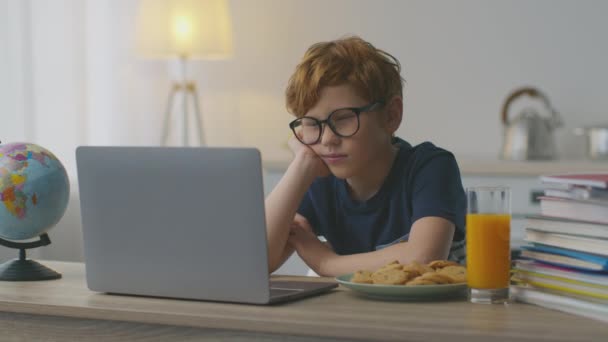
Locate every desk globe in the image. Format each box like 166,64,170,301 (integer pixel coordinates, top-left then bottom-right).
0,142,69,281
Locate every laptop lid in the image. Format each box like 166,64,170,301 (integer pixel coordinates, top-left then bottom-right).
76,146,272,304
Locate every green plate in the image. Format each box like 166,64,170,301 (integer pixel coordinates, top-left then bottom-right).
335,273,468,301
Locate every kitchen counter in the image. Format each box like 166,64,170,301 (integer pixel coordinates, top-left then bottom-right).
263,158,607,176
454,158,607,176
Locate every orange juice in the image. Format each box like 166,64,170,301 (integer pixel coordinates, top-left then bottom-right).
466,214,511,289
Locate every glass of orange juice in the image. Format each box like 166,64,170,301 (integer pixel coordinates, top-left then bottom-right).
466,186,511,304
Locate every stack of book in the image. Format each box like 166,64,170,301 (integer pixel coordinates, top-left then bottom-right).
510,173,608,323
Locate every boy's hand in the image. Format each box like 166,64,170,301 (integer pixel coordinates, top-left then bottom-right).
288,219,336,275
288,135,330,178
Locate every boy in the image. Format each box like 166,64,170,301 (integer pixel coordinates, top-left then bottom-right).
265,36,466,277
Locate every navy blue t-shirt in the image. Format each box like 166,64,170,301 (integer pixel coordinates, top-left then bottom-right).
297,137,467,262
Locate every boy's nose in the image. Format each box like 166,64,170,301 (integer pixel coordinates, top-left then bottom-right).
320,124,340,146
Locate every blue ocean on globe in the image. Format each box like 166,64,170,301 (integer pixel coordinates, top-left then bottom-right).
0,143,70,241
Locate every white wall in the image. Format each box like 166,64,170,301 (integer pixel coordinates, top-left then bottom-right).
148,0,608,161
2,0,608,267
5,0,608,171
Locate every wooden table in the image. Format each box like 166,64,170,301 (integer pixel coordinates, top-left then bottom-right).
0,261,606,341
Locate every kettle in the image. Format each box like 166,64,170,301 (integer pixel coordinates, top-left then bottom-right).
500,87,563,160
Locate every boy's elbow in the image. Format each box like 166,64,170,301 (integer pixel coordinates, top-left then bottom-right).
268,256,281,274
268,262,280,275
268,247,294,274
413,245,452,264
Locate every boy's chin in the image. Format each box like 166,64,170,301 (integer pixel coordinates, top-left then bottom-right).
327,166,353,180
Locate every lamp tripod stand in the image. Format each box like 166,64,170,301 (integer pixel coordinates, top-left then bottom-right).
160,58,204,146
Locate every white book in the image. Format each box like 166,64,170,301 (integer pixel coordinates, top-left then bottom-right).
544,188,608,201
524,229,608,257
526,215,608,239
539,197,608,225
540,174,608,189
510,285,608,323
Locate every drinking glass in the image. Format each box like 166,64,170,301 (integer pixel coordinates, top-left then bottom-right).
466,186,511,304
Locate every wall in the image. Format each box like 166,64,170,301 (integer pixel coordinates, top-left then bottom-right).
2,0,608,270
141,0,608,161
5,0,608,171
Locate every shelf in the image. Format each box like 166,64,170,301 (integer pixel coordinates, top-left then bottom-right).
263,158,608,176
456,159,608,176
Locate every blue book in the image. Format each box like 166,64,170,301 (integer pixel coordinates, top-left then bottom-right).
520,245,608,272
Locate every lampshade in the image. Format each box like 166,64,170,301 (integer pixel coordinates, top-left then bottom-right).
135,0,233,59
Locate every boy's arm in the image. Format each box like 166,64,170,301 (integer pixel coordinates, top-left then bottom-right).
290,216,455,277
265,136,329,273
269,215,311,273
265,159,315,273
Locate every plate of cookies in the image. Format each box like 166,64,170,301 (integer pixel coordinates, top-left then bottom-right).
335,260,467,301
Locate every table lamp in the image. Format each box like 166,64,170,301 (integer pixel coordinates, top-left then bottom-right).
136,0,233,146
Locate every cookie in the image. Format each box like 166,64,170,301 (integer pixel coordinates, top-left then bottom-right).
427,260,460,270
437,265,467,283
406,272,454,285
377,260,403,272
402,261,435,277
405,278,439,285
371,268,412,285
351,270,373,284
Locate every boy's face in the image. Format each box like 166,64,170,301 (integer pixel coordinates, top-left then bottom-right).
304,84,395,179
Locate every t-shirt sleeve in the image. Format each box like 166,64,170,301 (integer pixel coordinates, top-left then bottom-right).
297,190,321,236
410,152,466,240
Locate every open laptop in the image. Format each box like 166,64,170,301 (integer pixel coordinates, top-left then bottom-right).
75,146,337,304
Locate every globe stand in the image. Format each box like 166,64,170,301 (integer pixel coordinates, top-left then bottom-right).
0,233,62,281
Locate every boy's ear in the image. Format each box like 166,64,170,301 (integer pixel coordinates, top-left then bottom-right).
383,96,403,134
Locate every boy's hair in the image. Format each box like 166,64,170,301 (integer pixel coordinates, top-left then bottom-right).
285,36,404,118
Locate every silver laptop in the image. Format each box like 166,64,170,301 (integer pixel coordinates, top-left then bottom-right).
75,146,337,304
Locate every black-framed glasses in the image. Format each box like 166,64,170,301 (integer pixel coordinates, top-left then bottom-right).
289,101,384,145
